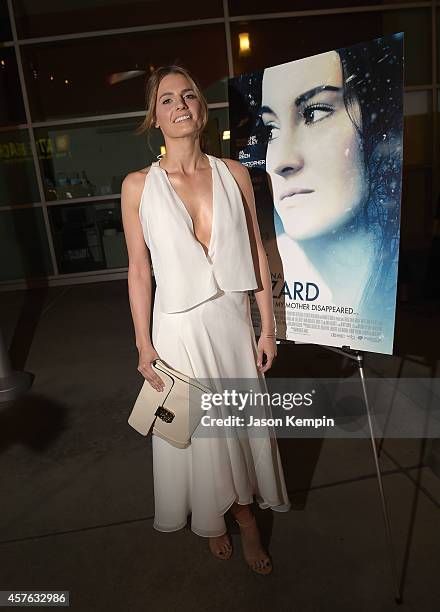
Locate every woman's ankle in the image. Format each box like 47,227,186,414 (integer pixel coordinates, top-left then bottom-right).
231,502,254,523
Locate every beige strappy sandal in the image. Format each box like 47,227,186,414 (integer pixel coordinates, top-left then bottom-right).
235,514,273,575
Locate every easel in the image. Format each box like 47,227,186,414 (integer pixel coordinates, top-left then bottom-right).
277,339,402,604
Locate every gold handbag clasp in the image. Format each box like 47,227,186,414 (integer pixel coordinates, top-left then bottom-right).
155,405,175,423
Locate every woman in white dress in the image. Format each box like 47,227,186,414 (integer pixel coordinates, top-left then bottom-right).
121,65,290,575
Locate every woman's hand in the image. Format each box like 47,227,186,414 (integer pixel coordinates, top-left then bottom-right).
256,332,277,374
137,345,165,392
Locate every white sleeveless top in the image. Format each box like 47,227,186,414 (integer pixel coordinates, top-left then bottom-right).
138,154,258,314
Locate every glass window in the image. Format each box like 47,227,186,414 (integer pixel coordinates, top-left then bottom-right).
34,118,153,202
204,78,228,107
400,168,433,250
381,9,430,86
437,89,440,158
437,8,440,83
204,107,230,159
0,0,12,41
231,9,430,86
0,129,40,206
0,47,26,126
34,109,230,203
48,200,128,274
0,208,53,281
230,0,422,15
12,0,223,39
403,90,432,167
21,25,229,122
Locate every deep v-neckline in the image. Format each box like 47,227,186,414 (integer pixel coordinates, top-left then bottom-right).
157,154,215,260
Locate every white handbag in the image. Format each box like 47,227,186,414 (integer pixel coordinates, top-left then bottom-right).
128,358,213,449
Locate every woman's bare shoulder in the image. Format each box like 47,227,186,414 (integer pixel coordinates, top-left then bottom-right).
122,165,152,190
220,157,250,184
121,165,153,208
220,157,242,169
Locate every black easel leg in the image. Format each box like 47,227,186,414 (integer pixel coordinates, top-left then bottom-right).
357,357,402,604
284,342,403,603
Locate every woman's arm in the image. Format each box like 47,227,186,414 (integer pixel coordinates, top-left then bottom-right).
223,159,277,372
121,170,165,392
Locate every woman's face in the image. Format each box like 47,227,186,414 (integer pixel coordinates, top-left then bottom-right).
261,50,366,241
155,73,203,139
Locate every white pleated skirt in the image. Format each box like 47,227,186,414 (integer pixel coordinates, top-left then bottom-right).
151,286,291,537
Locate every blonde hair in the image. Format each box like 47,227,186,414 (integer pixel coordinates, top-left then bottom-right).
135,65,209,152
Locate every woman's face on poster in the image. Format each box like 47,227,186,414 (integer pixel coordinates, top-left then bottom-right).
261,50,367,241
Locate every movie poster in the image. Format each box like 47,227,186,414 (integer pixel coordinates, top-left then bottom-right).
229,34,404,355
